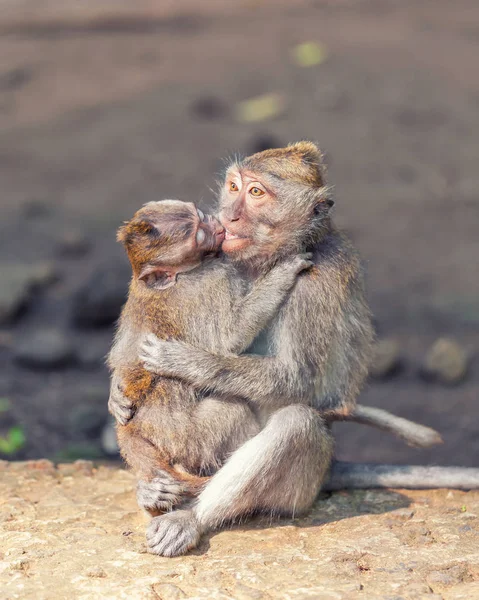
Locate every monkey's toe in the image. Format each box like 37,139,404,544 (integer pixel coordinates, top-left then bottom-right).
146,510,201,557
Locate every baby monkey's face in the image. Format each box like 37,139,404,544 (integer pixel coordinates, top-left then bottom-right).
118,200,225,290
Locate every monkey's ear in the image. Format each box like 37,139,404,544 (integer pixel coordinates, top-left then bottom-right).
138,265,177,290
117,219,158,246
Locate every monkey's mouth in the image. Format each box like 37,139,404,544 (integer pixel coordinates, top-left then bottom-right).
222,230,251,253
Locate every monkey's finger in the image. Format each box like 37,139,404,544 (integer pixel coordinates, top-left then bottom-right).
112,408,134,426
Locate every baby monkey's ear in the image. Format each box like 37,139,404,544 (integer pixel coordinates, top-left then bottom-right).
138,264,177,290
117,219,157,246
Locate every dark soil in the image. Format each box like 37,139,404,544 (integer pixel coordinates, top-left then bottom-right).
0,0,478,466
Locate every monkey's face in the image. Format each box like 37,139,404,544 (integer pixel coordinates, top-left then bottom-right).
118,200,225,289
219,143,333,264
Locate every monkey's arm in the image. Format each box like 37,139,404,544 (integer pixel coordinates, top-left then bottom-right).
324,462,479,491
140,337,308,406
220,254,312,355
334,405,443,448
141,266,370,409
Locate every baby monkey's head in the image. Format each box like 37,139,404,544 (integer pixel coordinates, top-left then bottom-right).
118,200,225,290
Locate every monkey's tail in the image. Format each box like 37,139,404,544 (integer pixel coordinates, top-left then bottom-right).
335,405,443,449
324,462,479,491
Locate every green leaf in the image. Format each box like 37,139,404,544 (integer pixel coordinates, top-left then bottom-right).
235,93,285,123
292,42,328,68
0,426,26,455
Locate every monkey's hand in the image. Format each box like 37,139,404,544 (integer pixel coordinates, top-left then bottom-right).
108,372,136,425
286,252,314,275
140,334,198,379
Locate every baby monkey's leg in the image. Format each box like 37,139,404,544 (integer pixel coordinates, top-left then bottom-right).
124,396,260,515
117,425,208,515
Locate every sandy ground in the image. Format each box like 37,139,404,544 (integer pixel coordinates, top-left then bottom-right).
1,460,479,599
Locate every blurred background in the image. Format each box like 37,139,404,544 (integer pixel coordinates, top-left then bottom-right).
0,0,477,466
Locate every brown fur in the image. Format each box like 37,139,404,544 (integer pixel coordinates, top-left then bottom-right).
242,141,326,187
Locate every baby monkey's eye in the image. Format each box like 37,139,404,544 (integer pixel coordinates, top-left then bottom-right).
196,229,206,244
229,181,239,192
197,209,205,221
249,186,265,198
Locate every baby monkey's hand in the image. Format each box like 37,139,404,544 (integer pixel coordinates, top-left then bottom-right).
108,372,135,425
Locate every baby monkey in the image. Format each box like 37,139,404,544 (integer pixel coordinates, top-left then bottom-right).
109,199,314,512
110,200,442,518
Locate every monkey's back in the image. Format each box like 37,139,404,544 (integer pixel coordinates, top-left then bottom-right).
116,260,246,475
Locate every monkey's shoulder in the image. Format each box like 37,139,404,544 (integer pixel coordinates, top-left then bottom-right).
307,231,363,290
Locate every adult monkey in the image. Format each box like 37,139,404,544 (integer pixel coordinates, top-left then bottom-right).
141,142,479,557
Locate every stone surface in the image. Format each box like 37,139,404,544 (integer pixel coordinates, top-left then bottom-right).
0,263,57,325
1,462,479,599
13,328,77,369
421,338,469,385
72,264,129,328
369,338,403,379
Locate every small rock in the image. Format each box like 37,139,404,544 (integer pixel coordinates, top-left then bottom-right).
426,564,472,588
248,134,283,155
56,231,90,257
68,405,108,438
152,583,186,599
22,199,51,219
13,328,76,369
369,338,402,379
0,262,57,325
85,565,106,578
101,420,119,456
24,459,55,472
72,263,129,328
421,338,468,385
191,96,226,120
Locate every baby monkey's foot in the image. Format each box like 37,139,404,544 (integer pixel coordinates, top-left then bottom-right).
137,472,186,515
147,510,201,557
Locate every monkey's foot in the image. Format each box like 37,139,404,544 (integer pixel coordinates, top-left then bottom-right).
137,474,185,514
147,510,201,557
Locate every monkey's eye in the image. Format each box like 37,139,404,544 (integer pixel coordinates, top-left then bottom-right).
196,228,206,244
197,209,205,221
249,186,265,198
229,181,239,192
